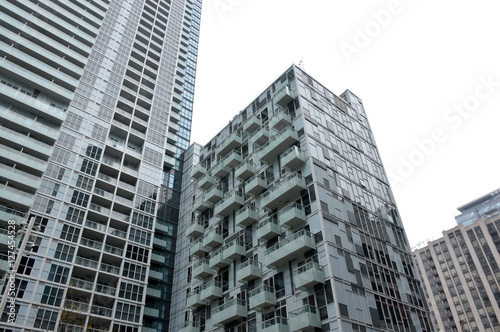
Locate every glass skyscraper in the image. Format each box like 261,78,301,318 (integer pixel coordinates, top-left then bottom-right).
172,65,432,332
0,0,201,331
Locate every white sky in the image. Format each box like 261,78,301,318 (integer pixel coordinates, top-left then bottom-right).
190,0,500,247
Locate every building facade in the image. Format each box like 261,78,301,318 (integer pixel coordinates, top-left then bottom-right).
171,65,432,332
414,208,500,332
0,0,201,331
455,188,500,227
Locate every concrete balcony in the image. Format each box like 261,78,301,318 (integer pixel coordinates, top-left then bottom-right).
253,127,270,145
213,191,244,217
289,305,321,331
186,289,204,308
209,247,228,269
274,85,295,108
281,146,305,170
193,259,213,279
223,239,245,261
265,230,316,267
236,260,262,283
198,173,215,190
193,195,213,213
270,110,292,131
245,174,267,196
190,238,208,257
186,219,205,239
205,186,224,204
256,218,281,241
179,321,200,332
235,206,259,228
199,281,222,303
212,298,247,326
258,127,299,163
262,317,289,332
261,173,306,209
249,285,276,310
211,161,231,178
223,150,243,169
235,161,256,180
243,115,262,133
216,131,242,157
278,203,306,229
203,228,223,248
293,262,324,290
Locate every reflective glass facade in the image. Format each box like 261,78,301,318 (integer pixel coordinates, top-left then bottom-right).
0,0,201,331
455,188,500,227
172,65,432,332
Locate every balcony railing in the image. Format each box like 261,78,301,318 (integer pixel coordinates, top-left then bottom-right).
245,173,267,196
213,191,245,217
243,115,262,133
211,161,231,178
104,244,123,256
270,109,292,131
190,237,208,257
253,126,270,145
80,237,102,250
90,305,113,317
278,202,306,229
289,305,321,331
209,247,227,270
193,259,213,279
256,218,281,241
216,131,242,156
281,145,305,170
235,205,259,228
236,259,262,283
262,317,289,332
100,262,120,274
293,262,324,290
191,163,207,179
222,239,245,261
223,150,242,169
187,289,204,308
273,85,295,108
205,186,224,204
265,229,316,267
212,298,247,326
199,280,222,302
258,127,299,163
64,300,89,312
179,321,200,332
95,284,116,296
69,278,94,291
203,228,223,248
198,173,215,190
75,256,98,269
193,195,213,212
186,219,205,239
261,173,306,209
249,285,276,310
235,161,256,180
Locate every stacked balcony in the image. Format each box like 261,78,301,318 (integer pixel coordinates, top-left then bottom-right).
278,203,306,229
203,228,223,248
245,173,267,196
211,161,231,178
223,239,245,261
274,85,295,108
179,321,200,332
213,191,244,217
253,127,270,145
186,219,205,239
289,305,321,331
261,173,306,209
199,281,222,303
265,230,316,267
190,238,208,258
235,161,256,180
270,110,292,131
193,259,213,279
236,260,262,283
293,262,324,290
256,218,281,241
281,146,305,170
198,173,215,190
258,127,299,163
216,131,242,157
186,289,204,308
243,115,262,133
205,186,223,204
249,285,276,310
212,298,247,326
223,150,242,169
262,317,289,332
209,247,227,269
235,205,259,228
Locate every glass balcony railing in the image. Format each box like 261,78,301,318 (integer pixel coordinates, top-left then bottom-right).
244,173,267,196
69,278,93,291
213,191,245,217
90,305,113,317
193,195,213,212
197,173,215,190
64,300,89,312
249,285,276,310
203,228,223,248
236,259,262,283
289,305,321,331
293,262,324,290
270,109,292,131
190,237,208,258
280,145,305,170
265,229,316,267
216,131,242,157
223,150,243,169
193,259,213,279
253,127,270,146
258,127,299,163
95,284,116,296
187,289,203,308
199,281,222,302
273,85,295,108
75,256,98,269
261,173,306,209
243,115,262,133
179,321,200,332
205,186,224,204
278,202,306,229
209,247,227,270
256,218,281,241
211,161,231,178
235,205,259,228
212,298,247,326
80,237,102,250
222,239,245,261
235,161,256,180
191,163,207,180
262,317,289,332
186,219,205,239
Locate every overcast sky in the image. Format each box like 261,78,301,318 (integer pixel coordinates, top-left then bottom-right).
189,0,500,247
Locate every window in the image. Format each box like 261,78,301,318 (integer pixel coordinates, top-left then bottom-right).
113,324,139,332
33,308,58,330
1,279,28,299
65,206,85,224
131,212,154,230
115,302,140,322
61,224,80,242
119,282,144,302
128,228,151,246
80,158,97,175
47,264,70,284
41,286,64,306
85,145,103,160
75,175,94,191
135,198,156,214
54,243,75,262
17,257,35,275
123,262,147,281
71,190,90,207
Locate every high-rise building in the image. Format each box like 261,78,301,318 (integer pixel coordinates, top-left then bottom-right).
455,188,500,227
0,0,201,331
414,196,500,332
171,65,432,332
